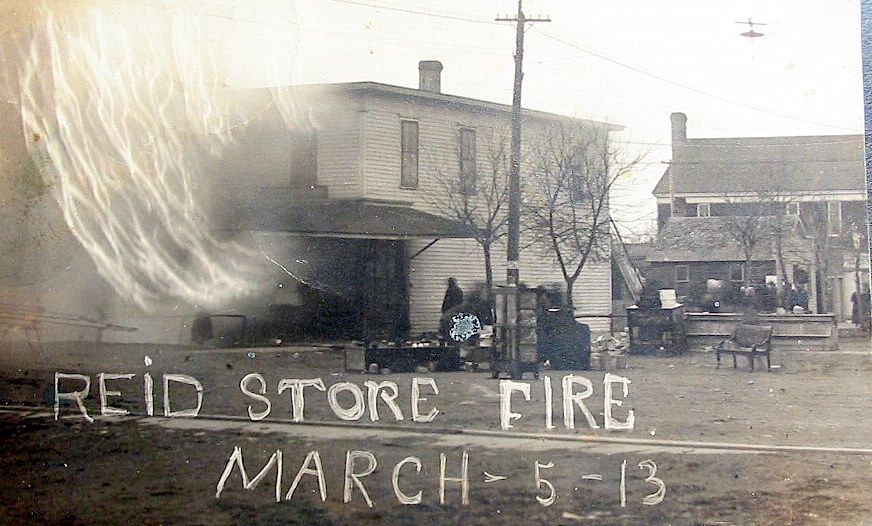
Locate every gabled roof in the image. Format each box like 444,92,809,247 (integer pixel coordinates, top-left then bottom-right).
653,134,866,196
646,216,803,263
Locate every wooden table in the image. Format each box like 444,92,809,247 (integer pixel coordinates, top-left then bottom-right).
626,304,687,355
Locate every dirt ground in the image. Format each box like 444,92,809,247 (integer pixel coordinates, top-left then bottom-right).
1,338,871,525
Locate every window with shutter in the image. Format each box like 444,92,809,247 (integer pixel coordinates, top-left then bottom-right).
401,120,419,188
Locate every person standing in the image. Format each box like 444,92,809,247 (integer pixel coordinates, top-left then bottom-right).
797,284,809,312
440,277,464,342
441,277,464,314
859,285,872,334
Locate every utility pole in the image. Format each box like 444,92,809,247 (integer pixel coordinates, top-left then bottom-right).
496,1,550,288
493,2,549,375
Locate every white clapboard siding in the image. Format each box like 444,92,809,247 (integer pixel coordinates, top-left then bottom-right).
316,103,364,199
408,237,612,334
359,92,614,334
360,93,511,205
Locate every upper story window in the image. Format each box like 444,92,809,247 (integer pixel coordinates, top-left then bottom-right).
400,120,419,189
290,130,317,187
827,201,842,235
786,202,800,216
459,127,477,193
696,203,711,217
674,264,689,283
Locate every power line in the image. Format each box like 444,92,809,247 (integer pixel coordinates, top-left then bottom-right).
315,0,504,25
305,0,858,134
533,29,856,133
617,138,863,148
494,1,550,290
665,159,863,165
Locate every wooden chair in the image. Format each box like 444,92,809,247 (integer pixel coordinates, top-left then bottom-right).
716,324,773,372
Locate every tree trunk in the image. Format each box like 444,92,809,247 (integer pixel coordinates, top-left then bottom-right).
774,239,787,308
482,242,495,323
743,257,753,308
744,258,752,288
565,277,575,311
854,251,862,318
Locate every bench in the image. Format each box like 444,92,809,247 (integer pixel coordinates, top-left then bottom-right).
716,324,773,372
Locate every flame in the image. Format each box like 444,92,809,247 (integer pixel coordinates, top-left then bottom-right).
8,0,304,311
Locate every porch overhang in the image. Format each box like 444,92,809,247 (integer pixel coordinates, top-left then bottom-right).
226,200,478,240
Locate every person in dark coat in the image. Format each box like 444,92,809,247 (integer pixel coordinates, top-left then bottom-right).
441,277,464,313
853,285,872,333
796,285,809,311
439,278,464,342
851,289,861,325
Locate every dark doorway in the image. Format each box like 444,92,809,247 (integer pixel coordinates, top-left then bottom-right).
243,237,412,343
359,239,410,341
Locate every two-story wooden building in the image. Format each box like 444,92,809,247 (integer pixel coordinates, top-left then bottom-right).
1,60,623,345
651,112,869,320
206,61,621,341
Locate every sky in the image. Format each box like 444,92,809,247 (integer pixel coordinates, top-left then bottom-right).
203,0,865,239
1,0,866,240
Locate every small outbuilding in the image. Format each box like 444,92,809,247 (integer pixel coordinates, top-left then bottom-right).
645,216,814,310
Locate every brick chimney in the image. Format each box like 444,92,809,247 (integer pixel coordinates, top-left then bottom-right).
667,112,688,225
670,112,687,148
418,61,443,93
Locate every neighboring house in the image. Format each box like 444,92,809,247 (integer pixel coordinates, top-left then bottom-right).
216,60,620,339
652,113,870,320
645,216,811,303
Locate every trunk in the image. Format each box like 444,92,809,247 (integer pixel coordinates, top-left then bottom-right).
774,239,788,308
482,242,495,323
482,242,494,292
854,251,862,315
565,277,575,311
743,258,752,289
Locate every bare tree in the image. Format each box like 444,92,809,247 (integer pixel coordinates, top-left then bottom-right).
720,171,808,301
431,131,511,303
752,171,809,303
719,208,770,290
524,123,640,309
